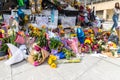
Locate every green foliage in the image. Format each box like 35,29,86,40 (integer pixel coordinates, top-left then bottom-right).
33,52,42,61
49,38,61,50
0,30,17,52
62,48,75,60
36,29,47,47
0,38,9,52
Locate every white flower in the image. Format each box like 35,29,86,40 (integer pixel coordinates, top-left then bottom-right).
8,29,13,36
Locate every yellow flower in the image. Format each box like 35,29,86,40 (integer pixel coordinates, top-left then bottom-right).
49,55,54,58
71,34,77,37
99,29,102,32
50,55,57,61
58,25,63,29
84,39,91,44
48,59,53,65
0,29,5,34
8,29,13,35
52,56,57,61
88,29,93,33
91,34,94,37
50,63,57,68
33,27,37,31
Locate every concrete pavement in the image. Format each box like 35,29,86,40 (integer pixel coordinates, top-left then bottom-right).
102,21,120,31
1,54,120,80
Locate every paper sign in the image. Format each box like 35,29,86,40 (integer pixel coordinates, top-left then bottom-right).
36,16,48,28
3,14,11,24
41,10,58,29
61,16,76,28
22,9,31,15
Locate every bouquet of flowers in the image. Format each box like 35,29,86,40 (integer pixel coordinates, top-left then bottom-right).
27,43,49,66
48,55,57,68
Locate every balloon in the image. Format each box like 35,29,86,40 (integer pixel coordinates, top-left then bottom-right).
17,8,25,19
77,28,85,44
17,0,24,7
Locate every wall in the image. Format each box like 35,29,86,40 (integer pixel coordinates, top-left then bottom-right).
88,0,120,21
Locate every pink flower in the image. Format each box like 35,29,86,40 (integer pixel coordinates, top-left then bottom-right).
34,61,39,66
34,45,41,51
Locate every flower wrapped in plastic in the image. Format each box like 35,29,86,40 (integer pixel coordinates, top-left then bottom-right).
67,38,79,54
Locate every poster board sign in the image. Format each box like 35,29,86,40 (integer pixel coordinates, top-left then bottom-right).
59,16,76,28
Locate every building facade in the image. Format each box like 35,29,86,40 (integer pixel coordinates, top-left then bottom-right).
88,0,120,21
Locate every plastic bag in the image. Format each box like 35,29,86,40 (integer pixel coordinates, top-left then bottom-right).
5,44,27,65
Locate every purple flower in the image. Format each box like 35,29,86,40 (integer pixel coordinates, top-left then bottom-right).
0,40,2,46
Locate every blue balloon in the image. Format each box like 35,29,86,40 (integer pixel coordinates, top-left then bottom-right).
117,48,120,54
17,8,25,19
77,28,85,44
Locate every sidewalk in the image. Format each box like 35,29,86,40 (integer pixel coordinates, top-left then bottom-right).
1,54,120,80
102,21,120,31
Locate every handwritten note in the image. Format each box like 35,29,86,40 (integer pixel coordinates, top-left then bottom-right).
3,14,11,24
36,16,48,28
61,16,76,28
